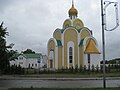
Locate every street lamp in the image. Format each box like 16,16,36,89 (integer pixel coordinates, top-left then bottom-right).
100,0,119,88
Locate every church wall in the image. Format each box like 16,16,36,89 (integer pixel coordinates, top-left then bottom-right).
58,47,62,69
83,54,88,68
80,46,83,66
83,54,100,69
48,40,55,69
64,28,78,68
90,54,100,67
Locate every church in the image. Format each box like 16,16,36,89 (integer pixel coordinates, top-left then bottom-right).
47,1,100,69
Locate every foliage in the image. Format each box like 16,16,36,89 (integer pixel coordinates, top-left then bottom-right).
79,65,83,72
0,22,9,74
75,65,78,72
95,65,99,73
5,65,24,75
22,49,35,54
17,63,120,75
0,22,15,74
83,65,87,72
91,64,95,72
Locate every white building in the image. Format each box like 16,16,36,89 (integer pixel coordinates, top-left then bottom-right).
10,53,47,69
42,55,48,68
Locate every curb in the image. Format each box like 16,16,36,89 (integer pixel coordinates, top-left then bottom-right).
0,77,120,80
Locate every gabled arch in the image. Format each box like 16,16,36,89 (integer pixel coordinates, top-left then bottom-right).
63,19,72,29
53,28,62,40
62,27,78,68
79,27,92,40
47,38,57,49
47,38,58,57
83,36,100,54
73,18,84,30
47,38,58,69
63,27,78,36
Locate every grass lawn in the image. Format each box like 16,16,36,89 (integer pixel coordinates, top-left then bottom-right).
8,88,120,90
19,72,120,78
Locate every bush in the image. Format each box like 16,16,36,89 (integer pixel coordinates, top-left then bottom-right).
6,65,25,75
96,65,99,73
83,65,87,72
91,65,95,72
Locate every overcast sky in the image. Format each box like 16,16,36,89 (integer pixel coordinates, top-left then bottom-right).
0,0,120,60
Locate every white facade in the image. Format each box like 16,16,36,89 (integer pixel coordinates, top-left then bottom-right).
42,55,48,68
83,54,101,69
10,53,47,69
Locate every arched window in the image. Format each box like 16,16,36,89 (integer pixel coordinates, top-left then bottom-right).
65,24,69,28
69,47,73,63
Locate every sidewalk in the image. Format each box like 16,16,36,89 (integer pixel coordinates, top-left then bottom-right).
0,75,120,80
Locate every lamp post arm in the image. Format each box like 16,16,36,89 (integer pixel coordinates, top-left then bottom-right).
104,1,119,31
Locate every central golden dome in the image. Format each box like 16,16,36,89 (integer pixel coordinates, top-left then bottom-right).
68,2,78,17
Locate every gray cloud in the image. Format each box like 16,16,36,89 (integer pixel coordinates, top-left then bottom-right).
0,0,15,12
0,0,120,59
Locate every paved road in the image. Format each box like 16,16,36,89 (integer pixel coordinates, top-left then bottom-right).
0,79,120,90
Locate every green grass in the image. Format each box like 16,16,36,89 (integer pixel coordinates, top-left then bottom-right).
8,88,120,90
19,72,120,78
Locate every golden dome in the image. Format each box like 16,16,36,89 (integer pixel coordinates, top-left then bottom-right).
68,1,78,16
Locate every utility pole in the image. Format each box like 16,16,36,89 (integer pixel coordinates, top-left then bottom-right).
101,0,106,88
100,0,119,88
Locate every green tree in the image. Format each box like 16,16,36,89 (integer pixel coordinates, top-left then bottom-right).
22,49,35,54
79,65,83,72
100,65,103,73
75,65,78,73
0,22,9,74
83,65,87,72
0,22,14,74
91,64,95,72
108,64,111,73
96,65,99,73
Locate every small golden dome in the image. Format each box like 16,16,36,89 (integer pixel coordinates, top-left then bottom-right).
68,2,78,16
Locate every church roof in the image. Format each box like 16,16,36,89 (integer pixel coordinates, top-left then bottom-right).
61,29,64,33
56,40,62,47
24,53,42,58
11,53,42,60
68,0,78,17
84,39,100,54
79,39,84,46
78,27,92,34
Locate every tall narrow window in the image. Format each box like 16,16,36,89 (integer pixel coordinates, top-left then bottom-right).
69,47,73,63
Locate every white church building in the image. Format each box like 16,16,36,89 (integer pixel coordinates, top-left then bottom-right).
10,53,47,69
